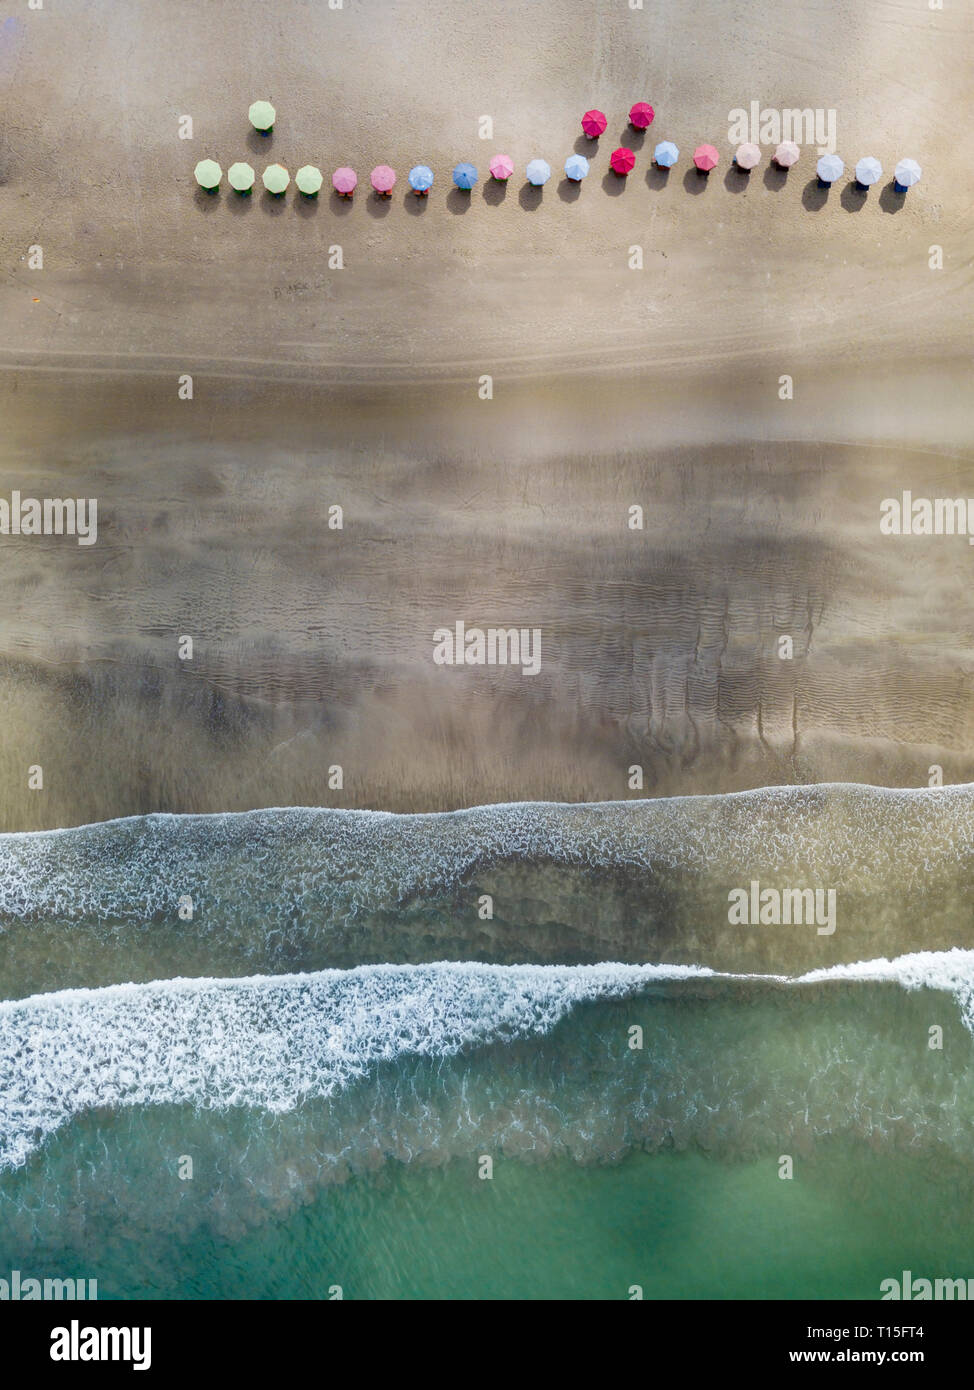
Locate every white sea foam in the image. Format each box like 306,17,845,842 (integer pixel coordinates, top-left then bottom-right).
2,950,973,1172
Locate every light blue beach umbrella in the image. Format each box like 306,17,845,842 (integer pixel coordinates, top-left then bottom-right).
653,140,679,168
816,153,844,186
409,164,434,192
526,158,551,186
564,154,589,181
452,162,478,189
893,157,921,192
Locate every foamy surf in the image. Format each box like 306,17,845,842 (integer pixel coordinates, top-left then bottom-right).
1,950,973,1172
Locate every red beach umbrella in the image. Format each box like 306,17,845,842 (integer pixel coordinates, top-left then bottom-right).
609,146,636,175
629,102,655,129
581,109,607,139
693,144,719,172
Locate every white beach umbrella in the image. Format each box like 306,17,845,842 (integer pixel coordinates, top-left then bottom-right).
816,153,844,184
855,156,882,186
894,158,922,189
295,165,324,195
262,163,290,195
194,159,222,190
249,100,276,132
227,161,255,192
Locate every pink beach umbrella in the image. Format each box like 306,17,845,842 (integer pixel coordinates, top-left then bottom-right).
581,109,607,139
693,144,719,172
609,146,636,175
734,142,761,169
332,166,357,196
773,140,800,168
629,102,655,130
371,164,396,195
489,153,515,181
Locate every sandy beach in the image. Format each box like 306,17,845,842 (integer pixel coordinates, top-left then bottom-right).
0,0,972,828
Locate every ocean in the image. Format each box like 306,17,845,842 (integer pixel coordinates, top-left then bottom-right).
1,787,972,1299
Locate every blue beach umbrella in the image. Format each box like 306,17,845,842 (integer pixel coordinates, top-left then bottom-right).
409,164,435,193
452,162,478,189
816,153,844,187
653,140,679,168
564,153,589,181
526,158,551,186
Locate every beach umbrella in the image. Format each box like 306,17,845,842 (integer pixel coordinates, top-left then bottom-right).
408,164,434,193
248,100,275,134
371,165,396,194
526,158,551,185
693,144,719,172
332,167,357,196
893,157,921,191
262,163,289,195
734,142,761,169
609,146,636,175
581,109,607,139
452,162,478,189
773,140,800,168
295,165,323,196
854,156,882,187
564,154,589,181
227,161,255,193
489,154,515,181
629,101,655,129
194,158,222,191
816,153,844,186
653,140,679,168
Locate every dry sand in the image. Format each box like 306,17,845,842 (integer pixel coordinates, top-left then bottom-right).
0,0,972,828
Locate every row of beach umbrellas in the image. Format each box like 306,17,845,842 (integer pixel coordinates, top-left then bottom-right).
195,148,922,196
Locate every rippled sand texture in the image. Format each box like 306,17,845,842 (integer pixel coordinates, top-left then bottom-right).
1,0,972,826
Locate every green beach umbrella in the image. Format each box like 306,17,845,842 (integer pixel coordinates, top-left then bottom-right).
295,164,324,196
249,99,276,133
262,163,290,195
227,161,256,193
194,158,222,190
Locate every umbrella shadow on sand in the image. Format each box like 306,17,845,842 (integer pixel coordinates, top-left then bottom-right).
763,163,789,191
227,193,254,216
574,134,597,155
329,191,353,216
446,187,473,214
246,129,273,155
723,166,750,194
622,126,646,150
482,179,507,205
193,188,221,213
840,180,869,212
261,190,287,216
518,182,544,210
801,178,829,212
878,181,906,214
682,168,709,195
294,194,319,219
366,192,392,218
601,171,627,197
645,166,670,191
557,177,581,203
403,192,430,216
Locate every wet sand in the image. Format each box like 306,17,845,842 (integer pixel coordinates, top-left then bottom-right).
0,0,972,828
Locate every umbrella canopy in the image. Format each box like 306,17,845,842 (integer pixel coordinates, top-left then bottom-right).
653,140,679,168
489,154,515,180
609,146,636,175
816,153,844,184
855,156,882,186
452,162,478,189
693,144,719,171
564,154,589,181
894,157,922,188
332,167,357,194
295,165,323,195
526,158,551,185
581,109,607,138
774,140,800,167
371,164,396,193
227,161,255,192
194,158,222,190
734,142,761,169
408,164,434,192
262,163,289,195
629,101,655,129
248,100,275,132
